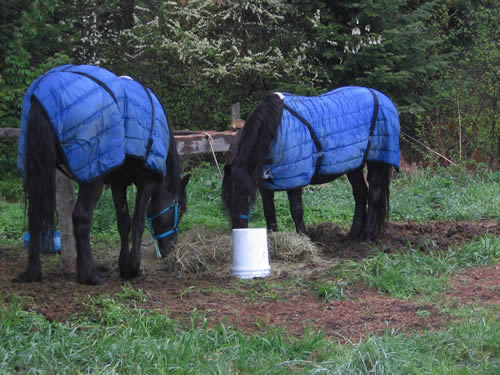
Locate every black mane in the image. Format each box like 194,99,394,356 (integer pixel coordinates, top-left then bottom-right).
222,93,283,218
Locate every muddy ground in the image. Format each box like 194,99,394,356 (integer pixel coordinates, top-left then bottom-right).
1,219,498,342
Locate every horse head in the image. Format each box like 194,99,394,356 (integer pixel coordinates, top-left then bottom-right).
147,173,190,257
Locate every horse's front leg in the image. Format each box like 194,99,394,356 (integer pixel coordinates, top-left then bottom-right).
111,184,132,278
346,168,368,240
73,180,104,285
125,183,155,278
287,188,306,234
259,184,278,232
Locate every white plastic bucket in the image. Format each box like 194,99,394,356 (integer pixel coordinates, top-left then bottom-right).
232,228,271,279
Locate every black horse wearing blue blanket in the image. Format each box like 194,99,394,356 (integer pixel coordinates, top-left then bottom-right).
16,65,190,284
222,87,400,241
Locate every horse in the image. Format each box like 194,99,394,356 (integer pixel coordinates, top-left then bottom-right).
15,64,190,285
222,86,400,241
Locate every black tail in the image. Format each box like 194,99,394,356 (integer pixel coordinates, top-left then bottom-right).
25,96,58,246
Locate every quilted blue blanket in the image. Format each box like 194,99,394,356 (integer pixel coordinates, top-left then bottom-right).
263,86,400,190
17,65,170,182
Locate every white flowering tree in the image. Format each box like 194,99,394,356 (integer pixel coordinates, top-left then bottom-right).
116,0,322,128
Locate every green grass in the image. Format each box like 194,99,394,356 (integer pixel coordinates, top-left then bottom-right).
0,165,499,373
329,235,500,300
0,165,498,246
1,290,498,374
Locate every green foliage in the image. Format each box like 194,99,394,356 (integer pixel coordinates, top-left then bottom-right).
0,0,73,128
1,0,498,166
0,177,23,202
0,139,19,181
424,0,500,166
0,201,25,245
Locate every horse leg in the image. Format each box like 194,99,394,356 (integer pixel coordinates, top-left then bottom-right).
125,182,156,278
259,185,278,231
362,162,391,241
287,188,307,234
111,184,132,278
346,168,368,240
73,180,104,285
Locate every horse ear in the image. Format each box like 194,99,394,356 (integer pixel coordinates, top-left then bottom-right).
181,174,191,190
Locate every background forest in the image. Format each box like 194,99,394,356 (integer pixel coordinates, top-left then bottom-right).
0,0,498,180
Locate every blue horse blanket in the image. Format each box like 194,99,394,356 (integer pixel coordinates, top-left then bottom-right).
263,86,400,190
17,64,170,182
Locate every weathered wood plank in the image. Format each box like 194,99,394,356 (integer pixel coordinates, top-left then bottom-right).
174,130,237,156
0,128,20,138
0,128,239,156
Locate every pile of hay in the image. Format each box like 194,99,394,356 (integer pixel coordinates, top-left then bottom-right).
268,231,320,262
163,227,322,275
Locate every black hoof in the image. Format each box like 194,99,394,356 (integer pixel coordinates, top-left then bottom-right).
77,272,103,285
346,231,362,241
359,232,376,242
120,268,143,279
12,271,42,283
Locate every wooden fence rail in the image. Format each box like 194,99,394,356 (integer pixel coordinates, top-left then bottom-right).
0,127,237,156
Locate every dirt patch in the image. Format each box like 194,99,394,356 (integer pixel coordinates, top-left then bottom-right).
0,219,498,341
307,219,500,259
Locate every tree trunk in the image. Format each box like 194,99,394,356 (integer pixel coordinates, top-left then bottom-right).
56,171,77,276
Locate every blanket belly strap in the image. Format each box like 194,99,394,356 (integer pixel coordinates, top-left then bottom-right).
282,103,323,181
362,88,380,165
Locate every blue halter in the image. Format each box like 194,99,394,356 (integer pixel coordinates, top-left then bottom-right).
236,207,252,221
146,199,178,257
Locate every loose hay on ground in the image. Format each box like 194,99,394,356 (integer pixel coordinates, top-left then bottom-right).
164,227,326,275
164,227,232,274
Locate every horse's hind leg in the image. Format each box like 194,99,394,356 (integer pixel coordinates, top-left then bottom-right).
363,162,391,241
287,188,307,234
259,185,278,231
346,168,368,240
73,180,104,285
111,184,132,278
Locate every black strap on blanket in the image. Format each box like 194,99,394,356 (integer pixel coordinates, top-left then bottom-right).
282,103,323,181
140,85,155,163
362,88,380,165
70,71,156,164
69,71,118,105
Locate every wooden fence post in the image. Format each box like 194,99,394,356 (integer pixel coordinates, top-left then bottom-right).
55,171,77,275
231,102,245,129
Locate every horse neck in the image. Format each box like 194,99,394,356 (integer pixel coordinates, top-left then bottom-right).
231,94,283,200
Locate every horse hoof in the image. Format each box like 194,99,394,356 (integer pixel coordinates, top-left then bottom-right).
12,271,42,283
120,269,143,279
359,232,376,242
346,232,361,241
77,273,103,285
